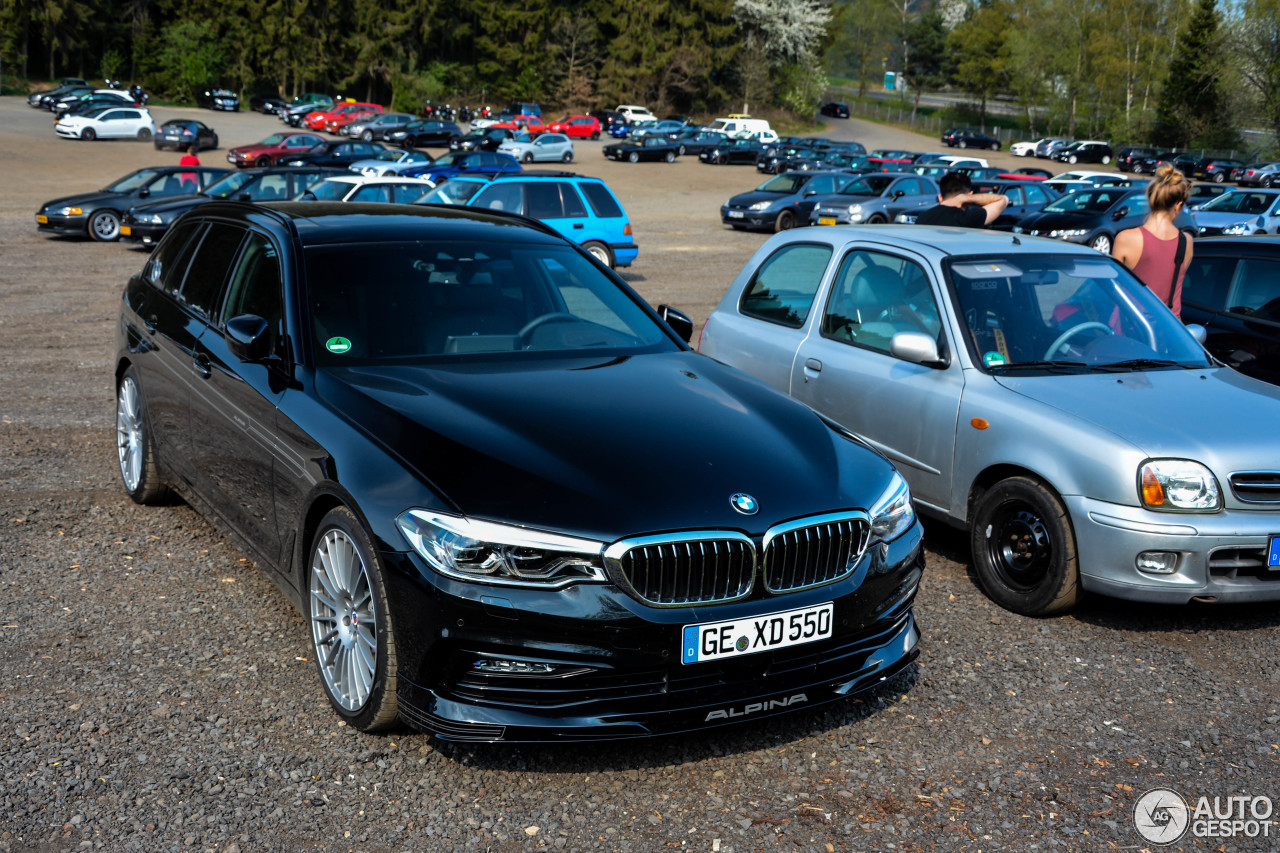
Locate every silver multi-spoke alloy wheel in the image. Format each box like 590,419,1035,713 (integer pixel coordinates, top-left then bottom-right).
116,375,143,492
310,528,378,712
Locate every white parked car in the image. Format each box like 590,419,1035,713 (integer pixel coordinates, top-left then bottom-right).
934,155,989,169
616,104,657,123
55,106,156,141
1010,138,1047,157
497,132,575,164
348,149,433,176
297,175,434,203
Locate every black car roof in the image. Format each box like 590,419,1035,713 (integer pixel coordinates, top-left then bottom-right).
192,201,569,247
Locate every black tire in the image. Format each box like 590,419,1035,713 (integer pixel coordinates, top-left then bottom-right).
866,214,887,224
209,135,218,151
361,130,374,142
628,151,639,163
774,209,796,232
1213,171,1225,183
1068,154,1078,164
970,476,1080,616
1100,155,1111,165
582,240,614,268
137,128,151,141
308,506,400,732
717,154,728,165
153,141,162,151
991,142,1001,151
958,140,967,149
590,131,600,140
561,151,573,163
89,209,121,242
523,152,534,163
678,144,687,156
664,150,675,163
255,155,271,167
1132,163,1144,175
81,127,96,141
116,368,171,505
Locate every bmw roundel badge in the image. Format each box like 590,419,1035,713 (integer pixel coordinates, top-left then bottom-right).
730,493,759,515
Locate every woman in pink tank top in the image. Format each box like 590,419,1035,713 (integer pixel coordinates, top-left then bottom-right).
1112,164,1194,317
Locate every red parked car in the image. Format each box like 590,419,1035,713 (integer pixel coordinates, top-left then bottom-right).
546,115,601,140
303,102,382,131
225,131,327,168
489,115,547,136
323,107,381,134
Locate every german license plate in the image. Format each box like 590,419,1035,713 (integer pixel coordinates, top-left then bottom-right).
727,210,744,219
120,226,131,235
818,217,837,226
681,602,833,664
36,214,48,224
1268,535,1280,568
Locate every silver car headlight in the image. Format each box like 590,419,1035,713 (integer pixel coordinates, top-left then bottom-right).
1221,221,1251,235
748,200,772,210
869,471,916,543
847,203,863,215
397,509,607,587
1139,459,1221,512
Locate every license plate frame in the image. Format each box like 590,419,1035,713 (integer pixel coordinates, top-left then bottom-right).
36,214,48,224
681,602,833,665
1268,535,1280,569
727,210,745,219
818,217,837,226
120,225,131,236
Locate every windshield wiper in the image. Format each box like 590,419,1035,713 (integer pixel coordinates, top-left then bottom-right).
1092,358,1186,371
989,360,1089,372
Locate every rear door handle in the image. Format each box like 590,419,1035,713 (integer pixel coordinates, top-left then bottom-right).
573,223,584,229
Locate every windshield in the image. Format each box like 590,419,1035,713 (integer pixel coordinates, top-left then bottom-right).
1198,191,1278,214
1043,189,1131,214
838,176,894,196
945,253,1211,371
756,174,811,193
105,169,164,193
203,172,257,198
306,240,675,363
375,150,405,162
417,181,486,205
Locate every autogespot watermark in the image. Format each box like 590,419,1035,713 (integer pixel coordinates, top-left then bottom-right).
1133,788,1276,845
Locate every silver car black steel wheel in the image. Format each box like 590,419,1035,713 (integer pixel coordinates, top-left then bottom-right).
310,527,379,713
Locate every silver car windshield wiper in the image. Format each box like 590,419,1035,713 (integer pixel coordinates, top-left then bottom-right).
1092,358,1187,371
989,360,1090,372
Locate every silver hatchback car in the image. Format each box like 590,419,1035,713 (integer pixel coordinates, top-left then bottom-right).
700,226,1280,615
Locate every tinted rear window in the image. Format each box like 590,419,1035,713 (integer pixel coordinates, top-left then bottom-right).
578,182,623,218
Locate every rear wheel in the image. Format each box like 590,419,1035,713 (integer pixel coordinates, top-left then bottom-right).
970,476,1080,616
561,151,573,163
590,131,600,140
1101,154,1111,165
81,127,96,141
89,209,121,242
308,507,400,732
1213,171,1225,183
1132,163,1144,174
116,369,171,505
991,142,1001,151
582,240,614,268
958,140,967,149
137,128,151,141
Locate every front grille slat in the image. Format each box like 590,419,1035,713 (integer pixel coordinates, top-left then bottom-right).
763,514,870,594
1230,472,1280,504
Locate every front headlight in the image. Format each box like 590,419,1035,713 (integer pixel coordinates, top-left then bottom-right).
748,200,772,211
1139,459,1221,512
397,509,607,588
1048,228,1088,238
847,203,863,215
1221,221,1251,235
143,214,164,224
57,206,84,216
869,471,916,543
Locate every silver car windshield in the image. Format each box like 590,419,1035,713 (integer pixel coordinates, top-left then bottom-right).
307,240,674,362
944,253,1211,371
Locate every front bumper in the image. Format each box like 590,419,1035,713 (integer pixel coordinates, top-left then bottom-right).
721,207,775,228
35,212,87,235
1068,495,1280,603
382,523,925,742
120,219,167,245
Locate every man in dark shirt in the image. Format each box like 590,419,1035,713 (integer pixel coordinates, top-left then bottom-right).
915,171,1008,227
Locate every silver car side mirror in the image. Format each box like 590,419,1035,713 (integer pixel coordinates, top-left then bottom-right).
1185,323,1208,345
890,331,944,366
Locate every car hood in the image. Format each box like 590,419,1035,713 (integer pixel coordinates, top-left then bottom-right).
128,193,210,214
231,143,288,155
1194,210,1268,228
993,368,1280,471
726,189,795,208
40,190,126,210
1018,210,1110,230
317,351,889,539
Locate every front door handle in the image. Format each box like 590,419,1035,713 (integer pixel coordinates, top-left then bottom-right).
805,358,823,372
144,315,158,334
573,223,584,229
193,353,211,379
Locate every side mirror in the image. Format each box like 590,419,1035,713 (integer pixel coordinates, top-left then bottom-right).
225,314,271,362
139,188,150,198
237,192,252,201
1185,323,1208,345
1113,207,1129,220
657,304,694,344
890,331,946,367
893,190,905,199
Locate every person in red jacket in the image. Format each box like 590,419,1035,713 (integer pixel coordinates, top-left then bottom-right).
179,144,200,189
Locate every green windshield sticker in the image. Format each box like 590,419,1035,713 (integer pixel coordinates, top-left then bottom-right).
326,337,352,354
983,351,1007,367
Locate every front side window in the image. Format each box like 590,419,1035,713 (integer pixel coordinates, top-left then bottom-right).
178,223,246,320
222,232,285,357
821,251,941,354
473,183,523,213
1229,259,1280,321
738,243,833,328
1182,255,1237,310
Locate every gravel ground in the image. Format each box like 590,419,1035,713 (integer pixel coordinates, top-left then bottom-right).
1,97,1278,853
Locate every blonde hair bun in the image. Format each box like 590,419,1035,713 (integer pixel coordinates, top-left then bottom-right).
1148,162,1191,213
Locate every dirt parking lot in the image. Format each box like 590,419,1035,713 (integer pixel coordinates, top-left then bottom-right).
1,98,1277,853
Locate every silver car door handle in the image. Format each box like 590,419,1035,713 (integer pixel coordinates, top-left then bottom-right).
805,358,823,372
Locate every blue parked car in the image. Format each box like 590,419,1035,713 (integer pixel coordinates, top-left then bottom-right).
416,172,638,269
401,151,522,184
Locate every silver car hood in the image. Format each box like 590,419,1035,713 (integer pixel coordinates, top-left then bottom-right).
993,367,1280,469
